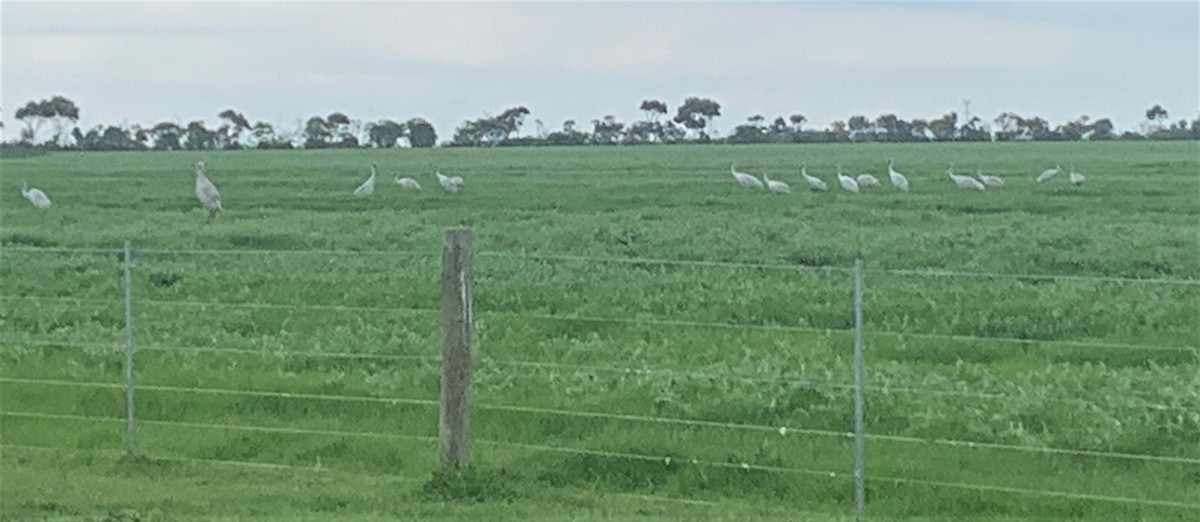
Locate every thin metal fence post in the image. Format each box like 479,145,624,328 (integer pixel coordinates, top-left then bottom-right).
123,240,136,455
853,258,866,522
439,228,473,469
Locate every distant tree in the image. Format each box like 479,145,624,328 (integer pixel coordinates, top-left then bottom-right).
496,106,530,139
928,112,958,141
770,117,788,135
405,118,437,148
304,116,332,148
77,124,143,151
183,120,218,150
672,97,721,139
218,109,251,147
1145,104,1169,128
829,120,847,134
367,119,405,148
545,119,589,146
1016,115,1050,140
14,100,53,144
788,114,806,131
1090,118,1115,140
149,121,184,150
847,115,870,132
591,115,624,145
325,112,357,147
639,100,668,123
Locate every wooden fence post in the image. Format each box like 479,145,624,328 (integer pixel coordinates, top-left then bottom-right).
439,228,473,469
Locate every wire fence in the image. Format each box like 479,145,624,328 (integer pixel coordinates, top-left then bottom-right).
1,243,1198,518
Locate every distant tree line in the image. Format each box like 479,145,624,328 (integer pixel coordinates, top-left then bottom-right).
3,96,1197,152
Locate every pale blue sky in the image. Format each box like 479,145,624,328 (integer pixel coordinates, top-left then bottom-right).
2,1,1197,140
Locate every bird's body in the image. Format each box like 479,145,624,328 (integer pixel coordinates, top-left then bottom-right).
763,174,790,194
856,174,881,188
1036,164,1061,183
948,166,985,191
436,170,463,192
193,160,222,222
394,176,421,190
1068,164,1086,185
887,159,909,192
836,167,860,193
976,170,1004,188
800,164,827,191
21,181,51,209
730,164,764,189
354,165,377,197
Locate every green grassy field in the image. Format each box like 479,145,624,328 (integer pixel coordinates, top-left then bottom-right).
2,142,1198,521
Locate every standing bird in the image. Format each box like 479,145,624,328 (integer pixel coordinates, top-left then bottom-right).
887,159,910,192
763,173,790,194
836,166,860,193
856,173,881,188
21,181,52,209
1068,164,1086,185
799,164,827,192
354,164,377,197
436,170,464,193
1036,164,1062,183
976,170,1004,188
394,175,421,190
194,160,222,222
730,164,764,189
948,165,985,191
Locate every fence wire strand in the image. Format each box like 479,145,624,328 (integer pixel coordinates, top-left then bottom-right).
4,412,1195,511
3,383,1195,466
8,245,1198,286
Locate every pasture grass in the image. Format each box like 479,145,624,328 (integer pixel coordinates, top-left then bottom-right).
2,142,1198,520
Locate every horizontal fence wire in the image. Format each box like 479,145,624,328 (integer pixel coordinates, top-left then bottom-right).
3,411,1196,510
0,337,441,363
0,443,716,507
476,358,1186,410
3,381,1196,466
0,295,437,316
476,251,1200,286
0,339,1191,411
1,339,1181,410
0,377,438,408
0,410,438,444
6,245,1197,286
481,310,1196,354
478,251,852,274
461,439,1200,510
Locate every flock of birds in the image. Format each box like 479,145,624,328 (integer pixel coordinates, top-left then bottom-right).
192,161,466,222
349,163,465,198
730,160,1085,194
16,158,1086,219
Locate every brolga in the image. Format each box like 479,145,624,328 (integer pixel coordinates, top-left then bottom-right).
856,173,881,188
1036,164,1062,183
947,164,986,191
354,164,377,197
21,181,51,209
836,166,860,193
394,175,421,190
1068,164,1086,185
976,170,1004,188
762,173,791,194
436,170,464,192
799,164,827,192
730,164,764,189
887,159,910,192
194,160,222,222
